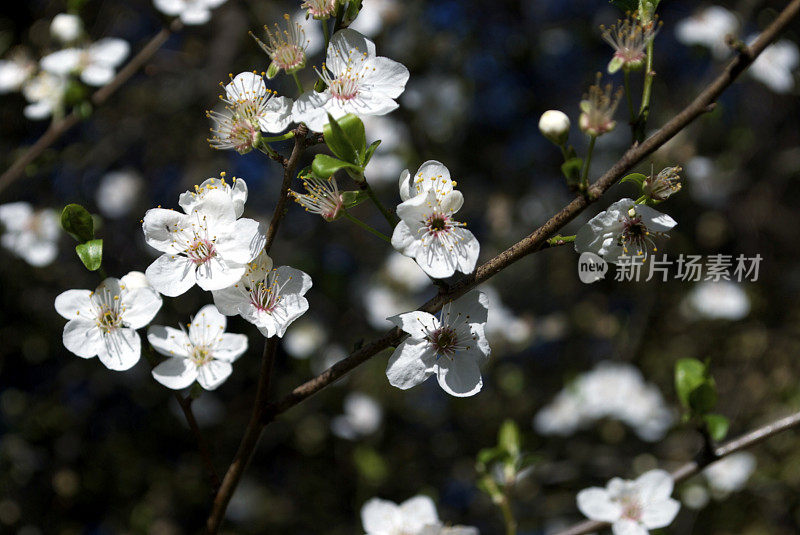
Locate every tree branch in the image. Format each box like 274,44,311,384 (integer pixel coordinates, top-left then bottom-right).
0,19,183,198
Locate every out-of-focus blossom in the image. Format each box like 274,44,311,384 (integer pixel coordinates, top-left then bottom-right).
22,71,67,120
41,38,129,86
534,362,674,441
748,38,798,94
386,291,490,397
0,52,36,93
153,0,227,25
579,74,622,137
331,392,383,440
703,452,756,497
96,170,144,219
361,494,477,535
54,272,162,371
293,29,409,132
680,483,710,510
682,281,750,321
684,156,738,206
481,285,532,348
349,0,402,37
575,198,676,264
363,115,409,185
675,6,738,59
50,13,83,43
363,281,416,330
402,75,468,142
384,252,430,292
148,304,247,391
0,203,59,267
538,110,570,145
282,319,327,359
600,15,659,73
577,469,680,534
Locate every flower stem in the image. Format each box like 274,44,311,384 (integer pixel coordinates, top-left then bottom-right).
580,135,597,191
322,18,331,52
624,69,635,124
262,132,295,143
498,495,517,535
360,177,399,228
635,37,656,142
342,210,391,243
258,141,282,161
292,71,304,95
546,234,576,246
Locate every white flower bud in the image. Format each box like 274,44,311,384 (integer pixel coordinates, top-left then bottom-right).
538,110,570,145
50,13,83,43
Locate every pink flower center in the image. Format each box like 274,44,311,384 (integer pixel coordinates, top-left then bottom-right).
427,326,459,359
187,238,216,265
329,76,359,101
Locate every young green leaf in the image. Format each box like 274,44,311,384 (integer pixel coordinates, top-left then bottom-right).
75,239,103,271
312,154,362,179
561,157,583,187
498,419,521,458
675,358,708,409
620,172,647,187
704,414,730,442
60,203,94,243
688,382,717,414
364,140,382,165
323,113,366,165
340,190,369,210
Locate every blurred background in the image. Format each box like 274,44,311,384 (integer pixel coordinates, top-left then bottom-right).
1,0,800,533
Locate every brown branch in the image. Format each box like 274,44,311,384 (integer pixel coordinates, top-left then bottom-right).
259,0,800,423
263,124,307,254
554,409,800,535
175,394,222,492
0,19,183,198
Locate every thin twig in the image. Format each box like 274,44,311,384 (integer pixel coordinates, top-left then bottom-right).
554,409,800,535
263,125,307,254
0,19,183,198
175,395,222,492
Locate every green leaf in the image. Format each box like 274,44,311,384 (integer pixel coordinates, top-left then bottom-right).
620,172,647,187
323,113,366,164
674,358,707,409
61,204,94,242
704,414,730,442
364,139,382,165
688,382,717,414
518,453,542,471
340,190,368,210
75,239,103,271
343,0,363,24
498,419,521,457
311,154,362,179
561,157,583,187
476,446,504,470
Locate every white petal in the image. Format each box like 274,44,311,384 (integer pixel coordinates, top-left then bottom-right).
635,469,674,503
435,355,483,397
439,190,464,214
121,287,163,329
274,265,313,296
145,254,197,297
142,208,187,253
450,290,490,326
641,498,680,529
270,294,309,337
62,319,103,358
391,221,422,258
214,217,265,264
362,56,410,99
214,333,248,361
451,227,480,275
40,49,81,76
260,96,294,133
398,169,412,201
147,325,191,357
611,519,648,535
361,498,402,534
153,0,185,16
326,29,376,73
211,285,246,316
152,358,198,389
576,488,622,522
24,100,53,120
225,71,266,101
89,38,129,67
292,91,331,132
196,360,233,390
399,495,440,532
188,304,227,342
55,289,94,319
387,310,439,339
195,259,246,292
191,188,236,226
97,328,141,371
385,339,436,390
180,6,212,25
635,205,677,233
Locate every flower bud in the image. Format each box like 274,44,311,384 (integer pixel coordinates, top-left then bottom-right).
538,110,570,146
50,13,83,43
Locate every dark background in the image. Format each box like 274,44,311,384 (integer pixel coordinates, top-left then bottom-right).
1,0,800,533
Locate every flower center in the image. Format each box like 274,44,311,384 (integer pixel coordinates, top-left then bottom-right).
619,214,657,256
187,238,216,265
619,495,643,521
190,346,213,366
249,275,282,313
329,76,360,101
274,45,305,70
97,306,122,332
91,289,125,334
428,326,460,359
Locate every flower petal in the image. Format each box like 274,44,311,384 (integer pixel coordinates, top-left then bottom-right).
385,339,436,390
145,254,197,297
55,289,94,319
152,358,198,390
435,355,483,397
576,488,622,523
641,498,680,529
63,319,103,358
147,325,190,358
142,208,187,253
121,287,162,329
214,217,265,264
636,469,674,503
215,333,248,361
361,498,402,534
387,310,439,339
196,360,233,390
399,495,440,532
96,328,141,371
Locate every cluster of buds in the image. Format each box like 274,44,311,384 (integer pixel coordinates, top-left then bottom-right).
251,14,309,79
601,14,660,73
644,165,682,201
579,74,623,137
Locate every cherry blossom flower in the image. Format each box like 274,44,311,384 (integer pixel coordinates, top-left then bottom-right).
50,13,83,43
675,6,739,59
398,160,458,202
643,166,682,202
178,174,248,218
208,72,293,153
391,175,479,279
386,290,490,397
703,452,756,498
54,272,163,371
142,188,265,296
293,28,409,132
153,0,227,25
361,495,441,535
0,202,60,267
0,51,36,93
579,74,623,137
282,319,328,359
290,175,345,221
211,251,312,338
577,469,681,535
148,304,248,391
748,38,799,94
331,392,383,440
252,15,309,78
600,15,659,73
574,198,676,264
22,71,67,120
41,38,129,86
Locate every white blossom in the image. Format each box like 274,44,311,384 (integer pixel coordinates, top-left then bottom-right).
386,290,490,397
142,186,265,297
0,202,60,267
0,53,36,93
392,163,479,279
212,251,312,338
384,252,430,292
349,0,401,37
361,495,440,535
675,6,739,59
179,175,248,218
22,71,67,120
575,198,676,264
703,452,756,497
50,13,83,43
41,38,130,86
682,281,750,321
577,469,681,535
148,304,247,391
363,115,408,185
748,38,798,94
283,319,327,359
153,0,227,25
293,29,409,132
331,392,383,440
96,170,144,219
54,272,163,371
